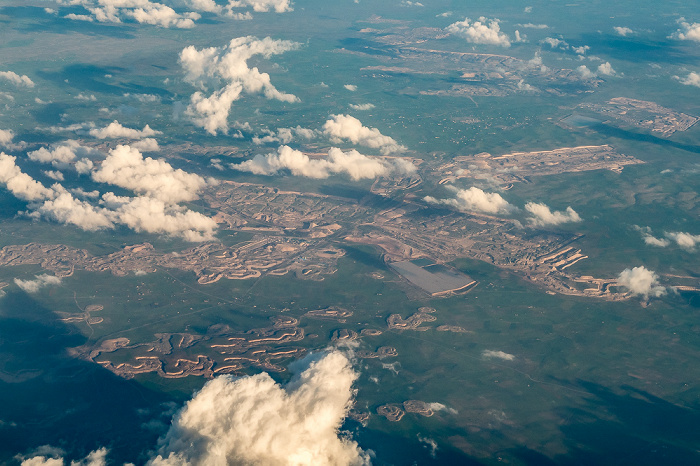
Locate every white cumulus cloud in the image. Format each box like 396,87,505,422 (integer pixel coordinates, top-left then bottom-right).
14,274,61,294
674,71,700,87
447,17,511,47
671,19,700,42
59,0,201,28
0,152,54,201
482,350,515,361
349,103,375,111
231,145,415,180
666,232,700,251
617,266,666,298
424,186,515,214
89,120,161,139
28,140,101,169
0,151,216,241
614,26,634,36
20,447,107,466
180,36,300,135
0,70,34,87
323,114,406,155
92,145,212,203
101,193,217,242
577,65,595,78
525,202,581,226
149,351,369,465
597,62,617,76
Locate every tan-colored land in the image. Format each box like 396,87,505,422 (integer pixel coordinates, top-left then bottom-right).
403,400,435,417
0,139,666,306
377,404,405,422
434,145,643,185
71,316,306,379
387,308,437,331
355,346,398,359
580,97,698,136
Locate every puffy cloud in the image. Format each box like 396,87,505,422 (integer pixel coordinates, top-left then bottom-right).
674,71,700,87
323,114,406,155
617,266,666,298
33,189,114,231
19,447,107,466
131,138,160,151
424,186,515,214
0,129,26,150
92,145,212,203
0,152,54,201
671,19,700,42
525,202,581,226
597,62,617,76
64,13,94,22
59,0,201,28
14,274,61,294
231,145,415,180
75,93,96,101
89,120,161,139
0,70,34,87
576,65,596,79
39,122,96,134
542,37,568,49
180,36,300,135
349,103,375,111
666,232,700,251
28,140,101,168
447,17,511,47
252,126,317,145
43,170,65,181
344,84,358,91
101,193,217,241
482,350,515,361
614,26,634,36
149,351,369,465
633,225,671,247
75,158,94,174
633,226,699,251
0,151,215,241
0,129,15,146
224,0,293,14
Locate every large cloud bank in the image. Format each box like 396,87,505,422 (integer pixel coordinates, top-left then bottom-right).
617,266,666,298
446,17,511,47
180,36,300,135
323,115,406,155
525,202,581,226
424,186,514,214
149,351,369,465
0,148,216,241
231,145,415,180
21,352,367,465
